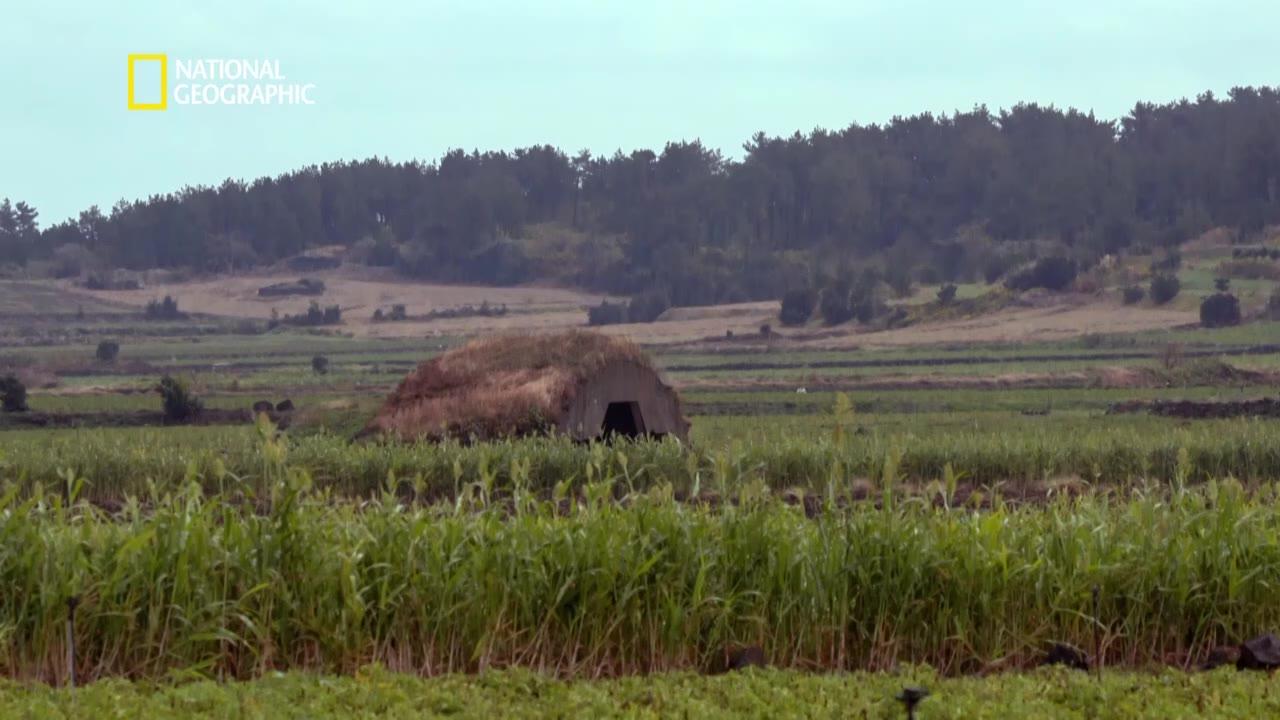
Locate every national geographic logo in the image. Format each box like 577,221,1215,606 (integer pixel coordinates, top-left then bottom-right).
127,54,316,110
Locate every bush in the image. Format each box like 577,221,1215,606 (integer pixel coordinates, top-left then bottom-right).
1149,274,1181,305
158,375,202,422
389,304,408,321
818,284,854,325
779,288,817,326
1200,293,1241,328
0,374,28,412
95,340,120,363
627,289,671,324
1005,257,1078,292
1122,286,1145,305
312,355,330,375
273,302,342,328
936,284,958,305
144,295,184,320
587,301,628,326
1214,277,1231,292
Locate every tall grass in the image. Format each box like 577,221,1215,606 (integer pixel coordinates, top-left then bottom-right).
6,416,1280,502
3,447,1280,682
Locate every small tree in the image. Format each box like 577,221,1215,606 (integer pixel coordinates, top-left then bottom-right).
145,295,184,320
158,375,202,422
1149,274,1181,305
1200,293,1241,328
936,284,958,306
95,340,120,363
818,284,855,325
627,288,671,324
779,288,817,326
312,354,330,375
0,374,28,413
1005,257,1078,292
587,300,628,326
1268,287,1280,320
1121,286,1145,305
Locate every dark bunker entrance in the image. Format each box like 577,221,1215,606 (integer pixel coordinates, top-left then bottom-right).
601,401,646,439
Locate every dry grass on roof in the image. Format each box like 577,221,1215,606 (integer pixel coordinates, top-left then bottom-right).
426,330,653,390
365,330,658,441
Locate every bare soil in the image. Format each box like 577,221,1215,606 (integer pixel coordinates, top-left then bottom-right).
62,269,1197,348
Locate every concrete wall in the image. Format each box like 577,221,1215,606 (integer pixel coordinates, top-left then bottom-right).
558,361,689,442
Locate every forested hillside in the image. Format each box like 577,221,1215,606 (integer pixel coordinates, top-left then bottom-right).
3,87,1279,307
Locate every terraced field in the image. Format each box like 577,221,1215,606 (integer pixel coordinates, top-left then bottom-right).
6,277,1280,714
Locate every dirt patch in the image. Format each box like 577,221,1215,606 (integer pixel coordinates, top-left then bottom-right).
810,299,1197,349
66,267,605,330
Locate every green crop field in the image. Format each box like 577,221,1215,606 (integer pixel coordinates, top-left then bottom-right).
5,667,1278,719
6,302,1280,712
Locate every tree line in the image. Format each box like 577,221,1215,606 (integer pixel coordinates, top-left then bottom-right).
2,86,1279,307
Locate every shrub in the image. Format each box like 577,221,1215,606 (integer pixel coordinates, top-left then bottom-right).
389,304,408,321
312,355,330,375
1214,277,1231,292
95,340,120,363
0,374,28,412
936,284,958,305
779,288,817,326
158,375,202,422
1005,257,1077,292
144,295,184,320
1200,293,1241,328
818,284,854,325
1149,274,1181,305
587,301,628,326
273,302,343,328
1121,286,1145,305
372,308,385,322
627,289,671,324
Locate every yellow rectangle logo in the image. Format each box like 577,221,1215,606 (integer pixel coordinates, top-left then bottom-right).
127,54,167,111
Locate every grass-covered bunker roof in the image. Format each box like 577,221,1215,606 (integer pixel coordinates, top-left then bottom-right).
364,331,689,442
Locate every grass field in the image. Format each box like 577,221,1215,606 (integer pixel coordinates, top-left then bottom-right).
5,667,1278,719
3,479,1279,681
5,273,1280,711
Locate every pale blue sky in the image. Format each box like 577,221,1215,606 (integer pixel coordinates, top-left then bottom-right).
4,1,1276,224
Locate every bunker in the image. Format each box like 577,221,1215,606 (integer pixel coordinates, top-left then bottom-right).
363,330,689,443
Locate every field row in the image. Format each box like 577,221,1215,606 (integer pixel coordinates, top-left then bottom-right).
7,416,1280,501
3,475,1280,682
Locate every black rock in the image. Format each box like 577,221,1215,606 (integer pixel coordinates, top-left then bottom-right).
895,687,930,718
1237,633,1280,671
1202,645,1240,671
1042,642,1089,671
725,645,766,672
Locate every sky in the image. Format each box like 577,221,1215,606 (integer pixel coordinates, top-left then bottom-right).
4,0,1277,225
